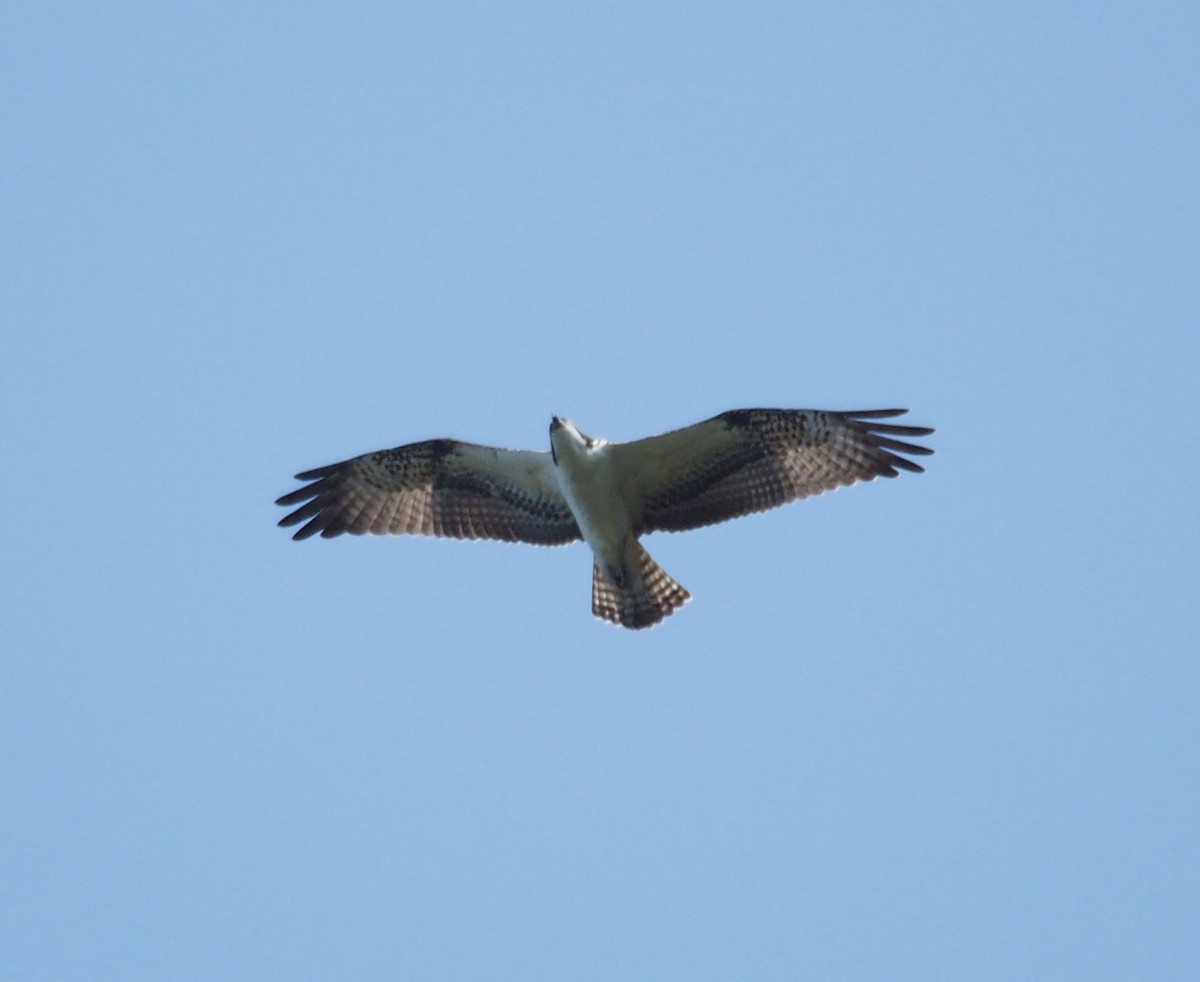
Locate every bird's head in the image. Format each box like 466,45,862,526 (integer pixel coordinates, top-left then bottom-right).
549,416,597,464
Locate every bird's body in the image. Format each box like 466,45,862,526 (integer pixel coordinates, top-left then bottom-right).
276,408,934,629
550,419,629,579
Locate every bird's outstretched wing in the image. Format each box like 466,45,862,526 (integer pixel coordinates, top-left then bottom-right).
617,409,935,535
276,439,581,545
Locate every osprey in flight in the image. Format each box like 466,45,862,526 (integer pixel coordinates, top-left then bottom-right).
276,408,934,629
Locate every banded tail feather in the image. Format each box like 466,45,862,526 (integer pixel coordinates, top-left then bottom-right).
591,540,691,630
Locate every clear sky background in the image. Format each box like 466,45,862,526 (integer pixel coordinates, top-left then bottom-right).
3,4,1197,979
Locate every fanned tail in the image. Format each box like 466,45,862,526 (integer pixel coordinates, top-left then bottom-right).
592,540,691,630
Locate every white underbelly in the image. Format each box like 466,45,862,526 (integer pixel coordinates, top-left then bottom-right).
555,452,632,567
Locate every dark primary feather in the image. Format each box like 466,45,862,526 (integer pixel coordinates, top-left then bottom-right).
276,439,581,545
634,408,934,534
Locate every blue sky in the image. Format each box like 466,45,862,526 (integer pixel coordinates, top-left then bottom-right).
3,3,1197,979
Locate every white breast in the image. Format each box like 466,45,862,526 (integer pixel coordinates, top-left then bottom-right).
553,443,632,568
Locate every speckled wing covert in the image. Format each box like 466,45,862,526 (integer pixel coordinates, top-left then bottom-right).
619,409,935,535
275,439,582,545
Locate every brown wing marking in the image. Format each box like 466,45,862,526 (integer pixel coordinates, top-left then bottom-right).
634,409,934,534
276,439,581,545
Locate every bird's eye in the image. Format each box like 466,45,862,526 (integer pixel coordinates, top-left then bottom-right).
586,438,596,449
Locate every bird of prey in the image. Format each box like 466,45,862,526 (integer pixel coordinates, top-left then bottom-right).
276,408,934,629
